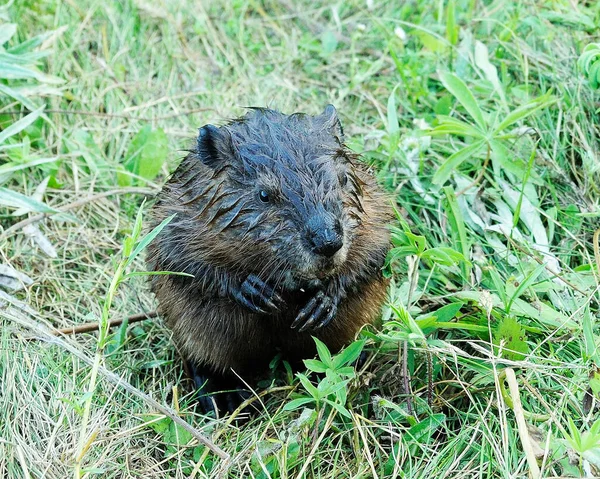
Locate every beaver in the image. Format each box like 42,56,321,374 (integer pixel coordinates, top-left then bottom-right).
147,105,393,414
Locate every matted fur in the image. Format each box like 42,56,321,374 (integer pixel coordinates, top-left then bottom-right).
146,106,393,376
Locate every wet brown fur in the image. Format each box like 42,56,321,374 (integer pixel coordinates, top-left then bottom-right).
147,106,393,379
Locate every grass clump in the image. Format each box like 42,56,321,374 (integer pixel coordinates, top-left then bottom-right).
1,0,600,478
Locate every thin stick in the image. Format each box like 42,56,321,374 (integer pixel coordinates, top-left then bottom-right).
0,108,215,122
52,311,159,336
7,308,230,461
503,368,541,479
402,341,413,415
0,187,156,240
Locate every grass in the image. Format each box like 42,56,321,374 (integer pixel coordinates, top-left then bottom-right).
1,0,600,477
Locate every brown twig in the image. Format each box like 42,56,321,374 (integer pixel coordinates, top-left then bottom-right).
0,108,216,122
0,187,156,240
401,341,413,415
52,310,159,336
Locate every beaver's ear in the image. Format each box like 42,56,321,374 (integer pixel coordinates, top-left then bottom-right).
196,124,239,168
319,104,345,143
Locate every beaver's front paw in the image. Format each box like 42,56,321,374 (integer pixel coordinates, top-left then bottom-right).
291,290,338,332
232,274,283,314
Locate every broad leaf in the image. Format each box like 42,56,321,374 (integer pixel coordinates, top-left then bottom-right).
0,106,44,144
432,140,486,186
494,92,555,132
439,71,486,131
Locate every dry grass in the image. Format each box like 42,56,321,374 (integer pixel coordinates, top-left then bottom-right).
1,0,600,478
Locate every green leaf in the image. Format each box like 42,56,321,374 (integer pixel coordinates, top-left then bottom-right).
126,214,175,267
439,71,487,131
122,270,194,279
123,126,168,183
387,85,400,153
303,359,328,373
493,93,556,133
332,340,365,370
0,106,44,145
0,187,61,215
388,246,419,260
390,304,426,340
474,40,507,108
405,414,446,444
313,337,333,368
323,398,352,419
106,315,129,356
432,140,486,186
583,307,599,364
0,59,63,83
324,375,349,396
283,397,314,411
415,31,445,52
320,31,338,56
454,291,577,330
446,0,457,45
0,24,17,45
565,417,582,450
7,27,63,55
443,186,471,281
131,199,145,240
0,157,58,177
432,302,463,323
431,115,485,138
65,129,108,175
297,373,320,400
489,139,534,180
506,262,546,313
429,321,489,332
335,366,355,377
0,84,42,114
140,359,171,369
421,246,468,266
405,231,426,252
493,316,528,360
165,422,192,446
116,166,133,187
488,268,507,304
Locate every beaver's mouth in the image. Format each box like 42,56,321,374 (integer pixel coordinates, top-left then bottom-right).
280,243,348,288
315,259,336,279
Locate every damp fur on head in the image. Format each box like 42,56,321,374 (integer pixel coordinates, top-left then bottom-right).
151,105,383,291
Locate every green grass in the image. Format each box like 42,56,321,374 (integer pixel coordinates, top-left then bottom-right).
1,0,600,477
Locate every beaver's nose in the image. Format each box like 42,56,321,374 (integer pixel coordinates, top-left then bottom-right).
306,215,343,258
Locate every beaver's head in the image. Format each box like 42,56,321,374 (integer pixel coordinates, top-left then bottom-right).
181,105,365,289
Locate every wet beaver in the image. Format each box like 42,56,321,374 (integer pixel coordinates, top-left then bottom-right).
147,105,393,414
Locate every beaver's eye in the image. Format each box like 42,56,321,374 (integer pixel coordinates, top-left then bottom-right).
339,171,348,187
259,190,270,203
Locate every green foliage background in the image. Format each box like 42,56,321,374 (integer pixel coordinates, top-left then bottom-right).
1,0,600,477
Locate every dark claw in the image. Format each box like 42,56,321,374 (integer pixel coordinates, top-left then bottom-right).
291,293,320,329
292,290,338,332
233,274,283,314
232,288,267,314
315,302,337,329
298,297,329,332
